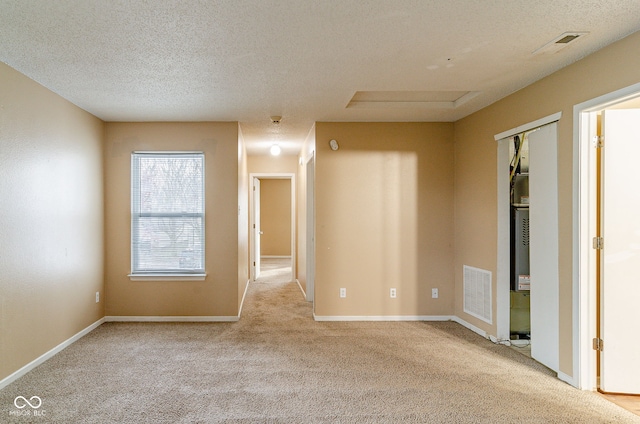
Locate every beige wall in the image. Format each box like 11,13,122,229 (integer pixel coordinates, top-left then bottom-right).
259,179,291,256
247,155,298,175
314,123,455,317
104,122,240,318
453,31,640,377
0,63,104,382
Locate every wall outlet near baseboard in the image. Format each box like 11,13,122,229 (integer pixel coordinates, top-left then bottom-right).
96,292,100,303
432,288,438,299
390,288,397,298
339,288,346,298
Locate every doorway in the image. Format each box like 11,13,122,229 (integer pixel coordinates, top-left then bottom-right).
496,113,561,374
249,173,296,283
575,83,640,394
305,154,315,303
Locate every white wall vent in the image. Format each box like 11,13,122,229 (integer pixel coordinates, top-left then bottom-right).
463,265,492,324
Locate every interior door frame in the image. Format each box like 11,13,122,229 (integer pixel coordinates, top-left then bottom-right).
252,177,261,280
305,154,315,302
495,112,562,347
574,82,640,391
249,173,296,282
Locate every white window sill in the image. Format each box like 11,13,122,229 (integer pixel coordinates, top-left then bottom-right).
128,274,207,281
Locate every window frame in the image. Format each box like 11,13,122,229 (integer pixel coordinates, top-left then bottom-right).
129,151,206,280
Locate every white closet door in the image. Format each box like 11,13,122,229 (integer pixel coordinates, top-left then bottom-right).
528,122,559,372
600,109,640,394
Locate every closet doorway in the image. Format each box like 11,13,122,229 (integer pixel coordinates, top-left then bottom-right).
496,113,561,374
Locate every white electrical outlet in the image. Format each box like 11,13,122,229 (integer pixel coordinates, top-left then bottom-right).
432,288,438,298
339,288,346,298
95,292,100,303
390,288,397,298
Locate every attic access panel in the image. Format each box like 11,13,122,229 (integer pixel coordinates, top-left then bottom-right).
346,91,479,109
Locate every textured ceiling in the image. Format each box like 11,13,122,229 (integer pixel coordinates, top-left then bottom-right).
2,1,640,155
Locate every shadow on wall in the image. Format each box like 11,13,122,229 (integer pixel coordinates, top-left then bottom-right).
314,123,454,317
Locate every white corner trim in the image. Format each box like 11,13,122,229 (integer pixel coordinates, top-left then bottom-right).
494,111,562,141
557,371,577,387
312,315,455,322
0,317,105,390
450,316,489,338
296,279,306,299
104,316,239,322
237,279,251,318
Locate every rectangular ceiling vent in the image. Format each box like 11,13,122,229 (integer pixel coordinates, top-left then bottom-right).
555,34,581,44
532,32,589,55
463,265,492,324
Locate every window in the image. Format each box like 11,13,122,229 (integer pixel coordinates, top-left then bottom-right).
131,152,205,276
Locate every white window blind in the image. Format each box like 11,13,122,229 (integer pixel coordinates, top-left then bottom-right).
131,152,205,275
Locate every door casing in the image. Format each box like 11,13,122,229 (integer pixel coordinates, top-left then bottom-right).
249,173,296,282
305,155,315,303
574,81,640,390
495,112,562,373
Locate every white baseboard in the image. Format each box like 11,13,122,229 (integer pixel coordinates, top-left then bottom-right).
453,317,574,384
237,279,250,318
310,314,493,342
0,317,105,390
451,316,489,339
105,316,239,322
295,279,306,298
313,314,455,322
1,311,577,391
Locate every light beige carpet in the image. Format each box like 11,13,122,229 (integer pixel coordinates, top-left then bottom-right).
1,259,638,423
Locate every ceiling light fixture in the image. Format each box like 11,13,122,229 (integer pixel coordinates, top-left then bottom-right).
270,144,281,156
